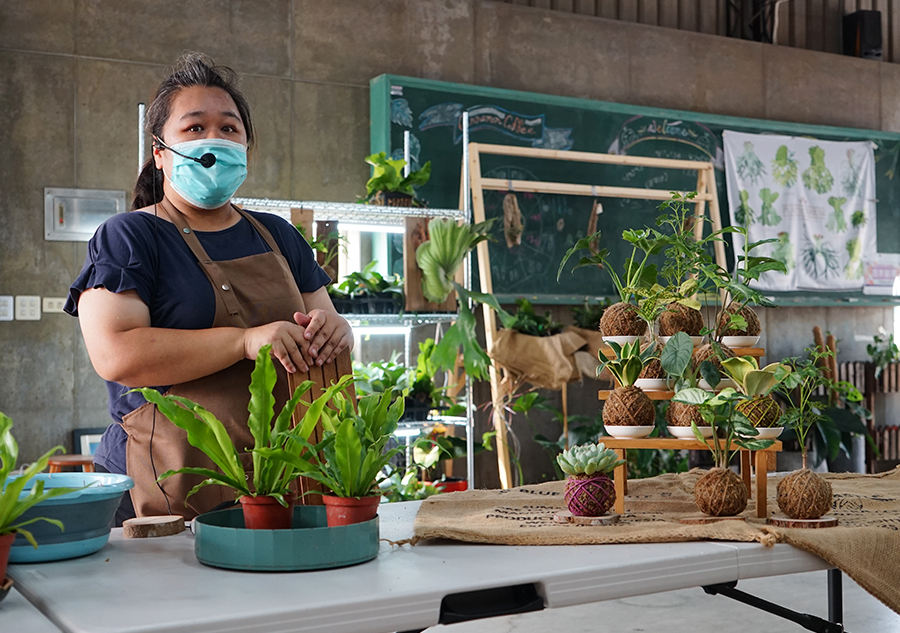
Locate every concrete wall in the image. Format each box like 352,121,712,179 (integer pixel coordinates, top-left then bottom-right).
1,1,896,481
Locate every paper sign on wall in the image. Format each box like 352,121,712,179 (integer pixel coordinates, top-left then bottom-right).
723,130,876,292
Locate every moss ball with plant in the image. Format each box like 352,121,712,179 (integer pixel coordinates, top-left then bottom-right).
658,302,704,336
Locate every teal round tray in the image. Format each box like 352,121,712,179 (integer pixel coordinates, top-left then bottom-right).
192,505,379,571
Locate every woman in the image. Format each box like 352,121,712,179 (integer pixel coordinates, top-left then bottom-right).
65,52,352,524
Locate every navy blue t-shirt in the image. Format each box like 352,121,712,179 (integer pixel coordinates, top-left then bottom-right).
65,209,331,474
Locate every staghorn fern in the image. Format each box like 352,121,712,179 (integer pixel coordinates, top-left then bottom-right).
772,145,798,187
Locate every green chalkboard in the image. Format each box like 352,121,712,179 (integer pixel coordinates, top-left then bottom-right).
370,75,900,306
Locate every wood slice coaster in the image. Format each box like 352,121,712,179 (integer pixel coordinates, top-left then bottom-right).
679,514,747,524
553,511,620,526
767,515,839,529
123,515,186,538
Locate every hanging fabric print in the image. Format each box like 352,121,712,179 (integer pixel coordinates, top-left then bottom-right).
723,130,876,292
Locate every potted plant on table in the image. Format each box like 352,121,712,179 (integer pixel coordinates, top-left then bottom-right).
287,386,404,527
331,261,404,315
361,152,432,207
659,332,713,438
721,356,791,435
670,386,773,516
134,345,351,530
557,442,625,517
0,413,81,585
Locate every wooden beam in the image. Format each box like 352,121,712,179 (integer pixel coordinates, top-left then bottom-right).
472,142,714,170
480,178,715,201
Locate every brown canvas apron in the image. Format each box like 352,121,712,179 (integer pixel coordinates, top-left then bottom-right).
122,199,307,519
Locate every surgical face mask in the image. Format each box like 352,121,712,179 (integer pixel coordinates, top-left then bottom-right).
163,138,247,209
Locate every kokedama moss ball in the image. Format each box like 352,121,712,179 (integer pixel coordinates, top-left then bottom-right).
639,349,665,379
694,468,748,517
658,303,704,336
777,469,833,519
666,401,706,427
600,302,647,337
692,343,736,372
718,303,761,336
735,395,782,428
564,473,616,516
603,386,655,427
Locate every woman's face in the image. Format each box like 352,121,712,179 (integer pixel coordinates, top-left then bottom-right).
153,85,248,172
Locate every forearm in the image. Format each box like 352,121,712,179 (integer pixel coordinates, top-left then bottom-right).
87,325,247,387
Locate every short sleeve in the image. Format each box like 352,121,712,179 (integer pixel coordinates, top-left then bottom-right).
64,213,159,316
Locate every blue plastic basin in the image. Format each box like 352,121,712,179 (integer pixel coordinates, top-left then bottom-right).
8,472,133,563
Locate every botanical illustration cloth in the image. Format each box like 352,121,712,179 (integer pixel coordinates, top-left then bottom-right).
722,130,876,292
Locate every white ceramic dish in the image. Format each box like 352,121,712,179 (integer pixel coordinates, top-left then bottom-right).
604,425,654,439
602,335,641,346
658,335,705,348
698,378,738,391
754,427,784,439
634,378,672,391
667,425,715,439
721,335,760,348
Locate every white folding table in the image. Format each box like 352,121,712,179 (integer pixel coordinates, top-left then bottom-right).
7,501,835,633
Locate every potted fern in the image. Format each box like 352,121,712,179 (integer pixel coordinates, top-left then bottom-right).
557,442,625,517
0,413,82,584
134,345,351,530
362,152,431,207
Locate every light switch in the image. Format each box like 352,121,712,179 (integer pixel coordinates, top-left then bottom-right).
15,296,41,321
43,297,66,313
0,296,12,321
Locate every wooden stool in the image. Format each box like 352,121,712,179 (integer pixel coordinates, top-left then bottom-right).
48,454,95,473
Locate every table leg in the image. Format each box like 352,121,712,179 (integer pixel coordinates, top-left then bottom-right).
740,451,751,494
755,450,769,518
613,449,626,515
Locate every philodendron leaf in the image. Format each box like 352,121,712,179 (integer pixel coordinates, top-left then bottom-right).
672,387,712,406
744,370,778,397
721,356,758,389
660,332,693,378
699,360,721,388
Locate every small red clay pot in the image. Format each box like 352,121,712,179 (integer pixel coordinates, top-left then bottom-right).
321,495,380,527
239,493,295,530
434,478,468,493
0,532,14,580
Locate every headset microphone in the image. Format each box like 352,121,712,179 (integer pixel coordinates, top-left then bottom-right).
154,138,216,168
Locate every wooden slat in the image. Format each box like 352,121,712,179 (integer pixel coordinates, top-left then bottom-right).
807,0,826,50
600,438,781,451
552,0,575,12
889,0,900,62
576,0,598,16
532,0,553,9
597,0,617,19
619,0,639,22
875,0,890,60
659,0,679,28
698,0,719,34
823,0,843,54
638,0,658,25
679,0,699,32
792,0,807,48
473,142,714,169
480,178,715,200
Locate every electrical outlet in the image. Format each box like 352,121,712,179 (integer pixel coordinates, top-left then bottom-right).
15,295,41,321
0,296,12,321
43,297,66,313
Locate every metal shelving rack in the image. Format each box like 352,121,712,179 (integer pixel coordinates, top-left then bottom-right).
233,196,476,489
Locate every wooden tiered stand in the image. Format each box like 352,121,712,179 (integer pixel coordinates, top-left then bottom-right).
598,346,781,519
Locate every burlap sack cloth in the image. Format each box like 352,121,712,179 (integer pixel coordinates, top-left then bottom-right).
488,329,585,390
413,468,900,613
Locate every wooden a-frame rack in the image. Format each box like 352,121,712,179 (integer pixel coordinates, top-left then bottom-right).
464,143,725,488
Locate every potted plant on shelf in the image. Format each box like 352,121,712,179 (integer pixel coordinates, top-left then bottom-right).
288,386,404,527
660,332,713,438
598,340,658,438
670,386,773,516
557,442,625,517
557,228,664,340
0,413,82,584
361,152,432,207
330,261,404,315
134,345,351,530
720,356,791,436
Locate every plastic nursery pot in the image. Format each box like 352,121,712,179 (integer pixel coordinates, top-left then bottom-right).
239,493,295,530
0,532,14,580
321,495,380,527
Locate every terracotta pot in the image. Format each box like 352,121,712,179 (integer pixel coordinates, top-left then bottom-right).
434,478,468,493
0,532,14,580
239,493,295,530
321,495,380,527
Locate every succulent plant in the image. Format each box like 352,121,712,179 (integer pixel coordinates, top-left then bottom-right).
557,442,625,477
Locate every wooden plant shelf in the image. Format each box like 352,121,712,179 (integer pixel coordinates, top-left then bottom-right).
599,438,782,519
598,390,675,400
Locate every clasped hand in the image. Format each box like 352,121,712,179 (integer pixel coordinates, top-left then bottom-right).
243,310,353,373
